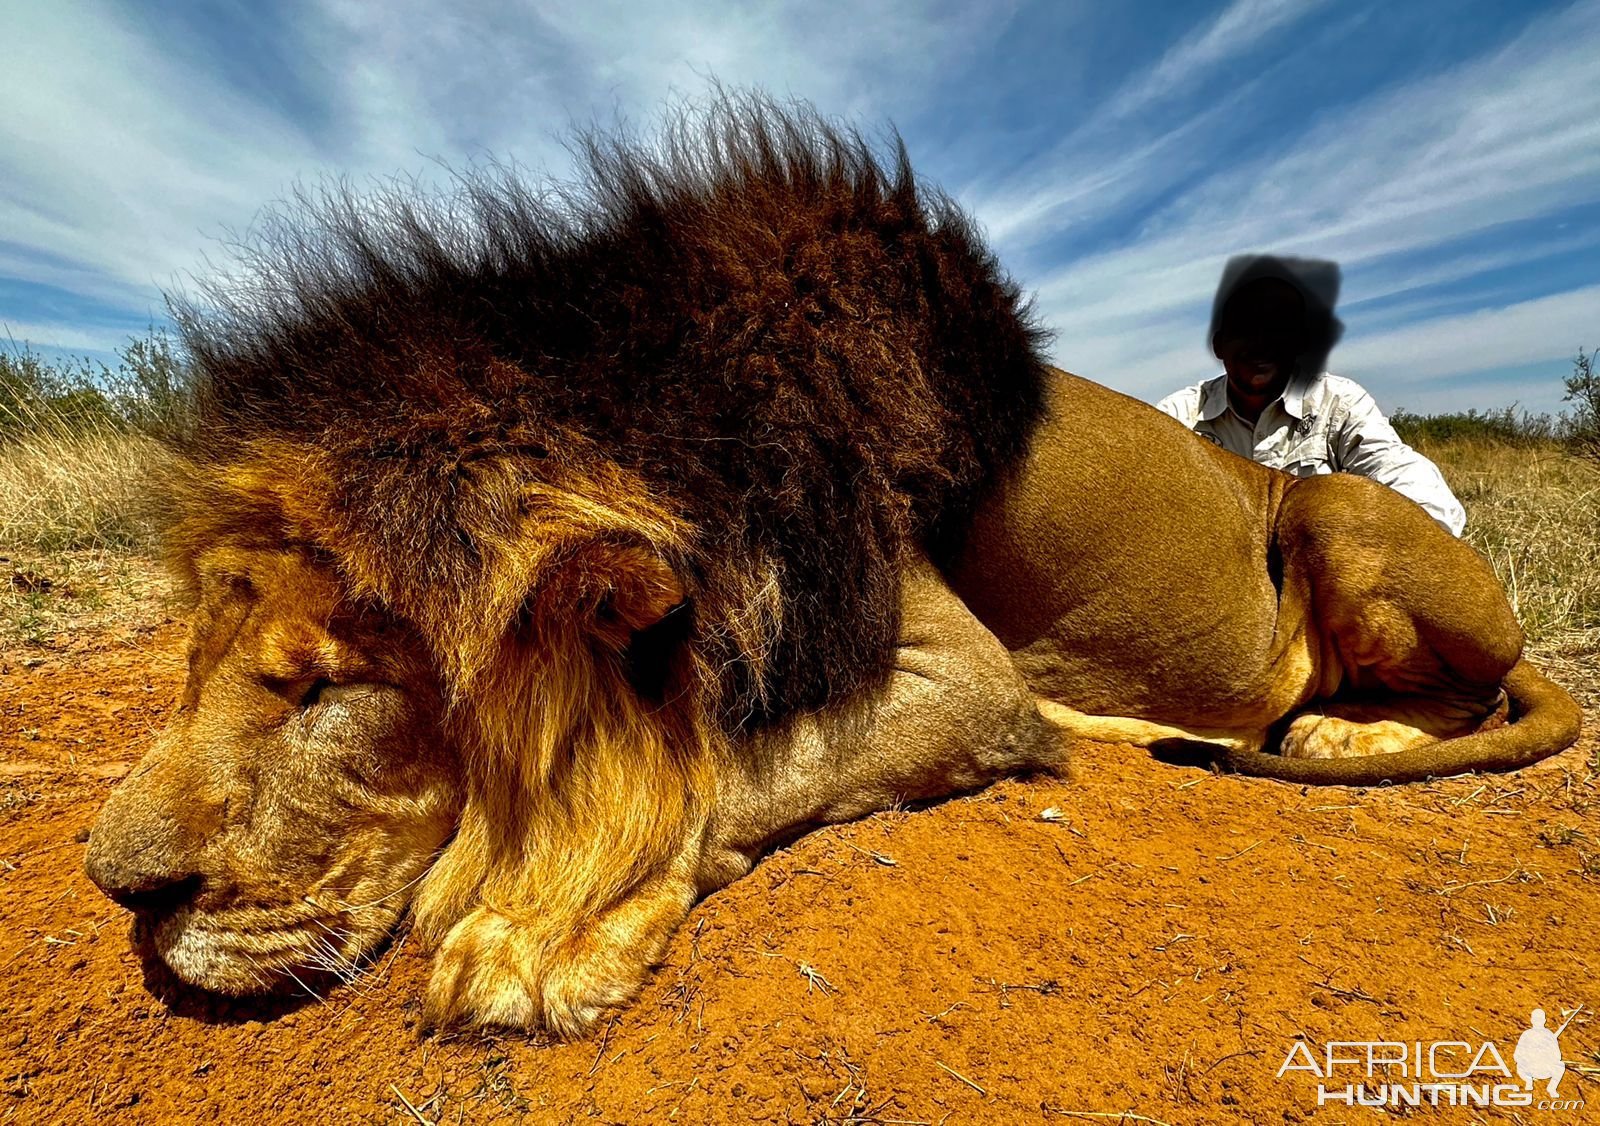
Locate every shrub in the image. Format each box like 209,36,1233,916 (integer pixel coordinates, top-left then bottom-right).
0,328,192,443
1565,347,1600,461
1390,405,1559,448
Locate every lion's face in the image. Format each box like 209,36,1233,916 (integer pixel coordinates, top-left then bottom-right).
84,548,461,995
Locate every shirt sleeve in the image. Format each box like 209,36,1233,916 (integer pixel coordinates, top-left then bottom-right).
1154,387,1200,428
1331,387,1467,536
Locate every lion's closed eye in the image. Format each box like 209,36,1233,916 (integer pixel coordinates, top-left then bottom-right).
266,676,377,712
300,683,396,727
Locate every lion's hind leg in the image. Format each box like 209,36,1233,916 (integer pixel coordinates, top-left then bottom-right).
1219,473,1582,784
1278,691,1510,761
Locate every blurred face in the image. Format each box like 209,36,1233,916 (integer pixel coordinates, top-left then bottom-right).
1212,277,1309,406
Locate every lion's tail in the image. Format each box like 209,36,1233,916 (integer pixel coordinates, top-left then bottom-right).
1219,658,1583,786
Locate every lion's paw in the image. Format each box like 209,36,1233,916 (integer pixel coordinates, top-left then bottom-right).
423,907,646,1037
1281,714,1434,760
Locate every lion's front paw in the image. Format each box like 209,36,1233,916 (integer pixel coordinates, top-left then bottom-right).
423,907,650,1037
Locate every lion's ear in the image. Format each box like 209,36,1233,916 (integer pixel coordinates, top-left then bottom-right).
578,542,687,647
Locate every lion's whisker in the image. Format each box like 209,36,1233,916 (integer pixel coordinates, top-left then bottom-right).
336,854,445,913
280,964,328,1004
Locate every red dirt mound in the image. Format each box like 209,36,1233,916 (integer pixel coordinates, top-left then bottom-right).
2,624,1596,1124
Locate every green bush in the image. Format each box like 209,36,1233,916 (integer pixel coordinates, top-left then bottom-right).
1390,405,1559,447
1393,349,1600,458
0,328,192,443
1565,347,1600,460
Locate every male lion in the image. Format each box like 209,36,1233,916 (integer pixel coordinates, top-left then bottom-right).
84,96,1581,1036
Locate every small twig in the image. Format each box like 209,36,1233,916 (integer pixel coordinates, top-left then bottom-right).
390,1084,436,1126
1202,1048,1262,1073
587,1015,619,1076
840,839,898,866
1043,1109,1177,1126
934,1061,985,1096
798,962,836,996
1312,979,1381,1005
1215,840,1261,862
1434,867,1529,896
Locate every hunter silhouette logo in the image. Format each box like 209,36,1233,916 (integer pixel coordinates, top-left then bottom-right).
1277,1003,1585,1110
1515,1008,1570,1097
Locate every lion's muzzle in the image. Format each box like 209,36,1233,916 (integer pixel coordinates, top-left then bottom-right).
84,750,214,915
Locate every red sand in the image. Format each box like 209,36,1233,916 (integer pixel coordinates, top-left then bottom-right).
3,621,1596,1123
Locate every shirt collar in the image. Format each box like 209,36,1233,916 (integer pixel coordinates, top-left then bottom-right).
1202,369,1319,421
1198,375,1231,422
1280,371,1319,420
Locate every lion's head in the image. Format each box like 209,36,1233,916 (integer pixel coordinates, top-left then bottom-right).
84,544,459,994
85,453,709,1013
81,94,1049,1031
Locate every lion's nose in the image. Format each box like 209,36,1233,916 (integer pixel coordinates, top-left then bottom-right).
83,834,203,913
83,758,214,913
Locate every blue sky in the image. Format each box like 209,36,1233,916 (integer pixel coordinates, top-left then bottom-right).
4,0,1598,415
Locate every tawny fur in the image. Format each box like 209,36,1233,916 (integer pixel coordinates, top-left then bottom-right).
87,96,1581,1040
150,94,1050,1030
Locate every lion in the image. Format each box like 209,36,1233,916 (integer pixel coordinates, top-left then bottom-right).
83,95,1581,1037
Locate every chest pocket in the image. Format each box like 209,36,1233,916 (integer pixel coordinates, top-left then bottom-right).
1282,451,1335,477
1278,417,1339,477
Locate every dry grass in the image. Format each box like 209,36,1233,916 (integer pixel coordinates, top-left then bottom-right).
0,422,168,552
1420,439,1600,708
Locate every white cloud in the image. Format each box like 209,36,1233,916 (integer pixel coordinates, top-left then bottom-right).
0,0,1595,421
0,320,136,356
1103,0,1329,119
0,3,323,304
0,0,1018,349
1338,285,1600,387
1012,0,1600,406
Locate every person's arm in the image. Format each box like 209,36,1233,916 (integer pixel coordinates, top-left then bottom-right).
1331,387,1467,536
1155,386,1201,428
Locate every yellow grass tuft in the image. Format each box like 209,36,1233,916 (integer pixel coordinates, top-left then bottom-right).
1419,439,1600,710
1422,441,1600,645
0,423,168,552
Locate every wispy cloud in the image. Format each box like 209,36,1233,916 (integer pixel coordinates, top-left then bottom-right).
1,1,1597,416
0,0,1014,313
1006,0,1600,409
0,319,135,356
1102,0,1330,119
1339,284,1600,387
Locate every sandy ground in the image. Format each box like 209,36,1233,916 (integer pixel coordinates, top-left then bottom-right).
2,608,1597,1124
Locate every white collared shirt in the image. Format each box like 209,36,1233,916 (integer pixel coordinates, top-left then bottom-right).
1155,371,1466,536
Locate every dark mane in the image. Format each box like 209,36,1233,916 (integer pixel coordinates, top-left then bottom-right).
173,91,1050,731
